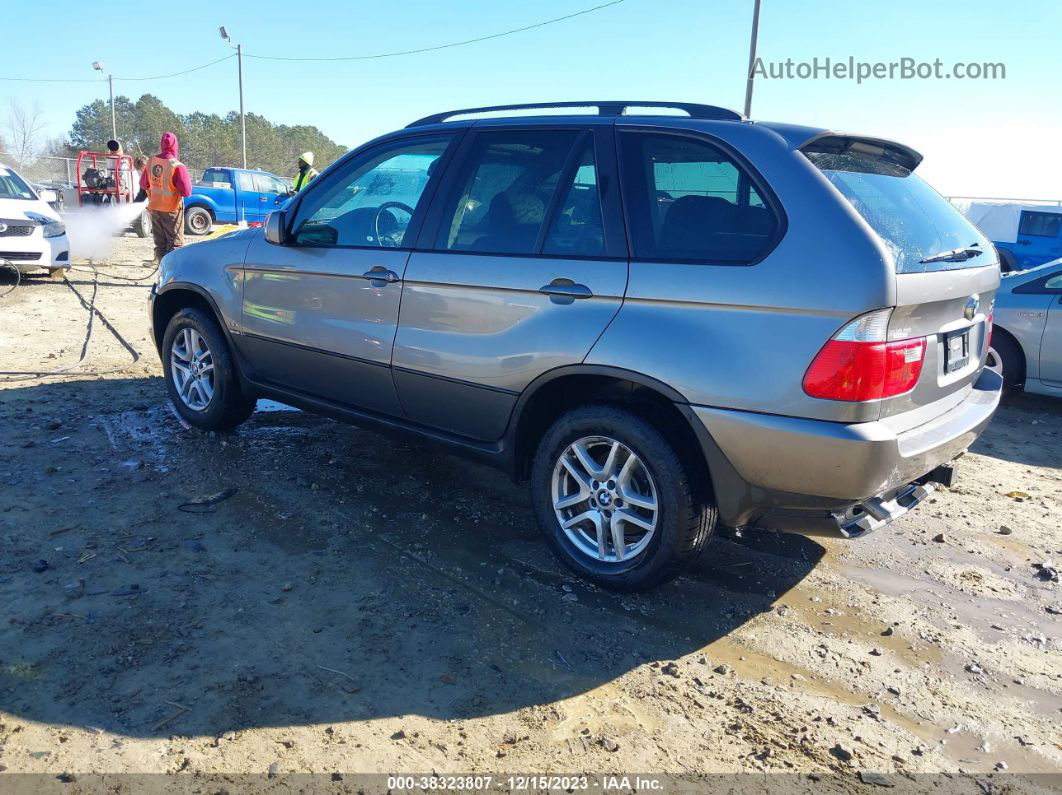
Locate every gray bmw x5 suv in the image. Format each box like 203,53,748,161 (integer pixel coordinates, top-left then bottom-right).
149,101,1002,590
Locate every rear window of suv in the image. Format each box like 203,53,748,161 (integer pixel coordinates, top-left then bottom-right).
805,145,992,274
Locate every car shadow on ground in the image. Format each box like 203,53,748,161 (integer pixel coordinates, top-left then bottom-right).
971,392,1062,469
0,377,823,738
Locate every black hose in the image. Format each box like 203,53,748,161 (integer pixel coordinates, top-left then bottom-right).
0,258,21,298
0,263,141,382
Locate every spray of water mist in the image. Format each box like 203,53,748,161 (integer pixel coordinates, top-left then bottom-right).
63,202,149,261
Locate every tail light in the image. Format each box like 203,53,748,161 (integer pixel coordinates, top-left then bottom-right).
803,309,927,402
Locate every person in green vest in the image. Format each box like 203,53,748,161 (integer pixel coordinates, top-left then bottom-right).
292,151,319,193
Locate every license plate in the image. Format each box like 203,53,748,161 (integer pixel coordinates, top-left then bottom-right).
944,329,970,374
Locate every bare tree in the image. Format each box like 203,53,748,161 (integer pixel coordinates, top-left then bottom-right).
3,98,47,169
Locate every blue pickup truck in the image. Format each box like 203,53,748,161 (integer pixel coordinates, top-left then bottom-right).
184,167,291,235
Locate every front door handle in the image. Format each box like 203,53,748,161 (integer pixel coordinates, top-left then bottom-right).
362,266,401,285
539,278,593,301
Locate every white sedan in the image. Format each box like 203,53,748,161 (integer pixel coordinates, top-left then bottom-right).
0,164,70,276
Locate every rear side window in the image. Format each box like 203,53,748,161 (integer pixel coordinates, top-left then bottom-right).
542,140,605,257
435,130,579,255
619,132,779,263
806,147,993,273
1018,211,1062,238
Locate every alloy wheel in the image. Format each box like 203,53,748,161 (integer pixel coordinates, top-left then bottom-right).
551,435,659,564
170,327,215,411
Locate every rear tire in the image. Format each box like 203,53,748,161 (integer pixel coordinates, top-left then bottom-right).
530,405,715,592
185,206,213,236
995,246,1019,273
986,332,1024,392
162,307,255,431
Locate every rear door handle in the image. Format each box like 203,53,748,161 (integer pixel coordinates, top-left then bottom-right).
539,279,593,300
362,266,401,285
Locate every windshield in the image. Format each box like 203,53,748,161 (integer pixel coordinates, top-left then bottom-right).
0,166,36,200
806,151,993,274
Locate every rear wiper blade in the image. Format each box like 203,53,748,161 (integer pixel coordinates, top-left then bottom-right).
919,246,985,264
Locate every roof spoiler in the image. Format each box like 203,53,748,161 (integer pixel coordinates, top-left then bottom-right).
800,133,923,172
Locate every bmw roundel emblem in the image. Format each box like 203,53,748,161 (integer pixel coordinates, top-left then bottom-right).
964,295,980,321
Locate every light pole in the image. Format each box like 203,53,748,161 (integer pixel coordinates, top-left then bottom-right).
219,26,247,169
743,0,762,118
92,61,116,140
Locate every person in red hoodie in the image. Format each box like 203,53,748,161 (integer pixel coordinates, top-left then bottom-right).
140,132,192,262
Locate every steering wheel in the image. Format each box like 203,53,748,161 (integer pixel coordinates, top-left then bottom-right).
373,201,415,247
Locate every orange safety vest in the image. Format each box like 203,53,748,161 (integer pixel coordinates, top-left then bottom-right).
147,155,183,213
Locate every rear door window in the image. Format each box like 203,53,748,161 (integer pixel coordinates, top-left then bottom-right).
619,132,779,263
434,130,579,255
542,139,605,257
805,147,993,273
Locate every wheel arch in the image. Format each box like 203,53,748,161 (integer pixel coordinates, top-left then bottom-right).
990,323,1027,385
506,366,716,505
152,283,237,362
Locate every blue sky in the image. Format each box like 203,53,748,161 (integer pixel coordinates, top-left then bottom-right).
4,0,1060,198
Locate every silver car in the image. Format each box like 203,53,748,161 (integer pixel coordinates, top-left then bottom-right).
986,260,1062,396
148,101,1002,590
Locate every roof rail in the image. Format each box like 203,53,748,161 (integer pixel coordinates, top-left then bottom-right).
407,101,743,127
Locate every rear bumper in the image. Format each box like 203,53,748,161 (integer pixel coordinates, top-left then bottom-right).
689,367,1002,534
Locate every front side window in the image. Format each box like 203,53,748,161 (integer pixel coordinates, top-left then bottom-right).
292,136,450,248
253,174,285,194
435,130,579,255
1018,211,1062,238
620,132,778,263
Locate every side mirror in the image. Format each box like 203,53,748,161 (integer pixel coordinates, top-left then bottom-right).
38,189,58,204
264,210,287,245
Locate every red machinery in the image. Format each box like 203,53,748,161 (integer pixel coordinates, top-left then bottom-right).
75,150,151,237
76,151,135,205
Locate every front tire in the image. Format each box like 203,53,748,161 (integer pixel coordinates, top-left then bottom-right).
531,405,715,591
162,307,255,431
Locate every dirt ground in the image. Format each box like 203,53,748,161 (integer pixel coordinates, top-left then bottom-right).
1,236,1060,793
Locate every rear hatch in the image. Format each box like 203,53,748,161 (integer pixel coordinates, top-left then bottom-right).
804,136,999,430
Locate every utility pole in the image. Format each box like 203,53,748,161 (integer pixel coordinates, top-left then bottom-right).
220,27,247,169
92,61,116,139
743,0,762,119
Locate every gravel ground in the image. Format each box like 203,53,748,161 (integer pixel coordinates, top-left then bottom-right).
0,236,1060,792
